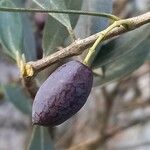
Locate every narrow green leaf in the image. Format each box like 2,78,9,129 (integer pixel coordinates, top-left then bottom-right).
0,0,23,59
75,0,112,38
93,25,150,68
90,0,113,32
92,25,150,86
65,0,83,28
11,0,25,7
147,53,150,61
42,0,83,55
28,126,54,150
22,14,37,61
12,0,37,61
42,0,111,55
3,84,32,115
93,39,150,86
42,16,68,55
33,0,72,30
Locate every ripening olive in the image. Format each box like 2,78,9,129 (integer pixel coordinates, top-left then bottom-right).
32,60,93,126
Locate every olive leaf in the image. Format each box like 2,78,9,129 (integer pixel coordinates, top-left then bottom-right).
42,16,68,56
0,0,23,60
42,0,83,55
33,0,72,30
12,0,37,61
11,0,25,6
22,14,37,61
64,0,83,28
28,126,54,150
92,24,150,86
75,0,112,38
3,84,32,115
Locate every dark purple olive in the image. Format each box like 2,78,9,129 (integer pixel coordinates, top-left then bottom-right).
32,60,93,126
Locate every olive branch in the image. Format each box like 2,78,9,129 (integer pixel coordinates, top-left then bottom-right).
23,12,150,78
0,7,149,97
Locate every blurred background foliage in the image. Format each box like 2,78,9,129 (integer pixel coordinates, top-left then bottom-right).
0,0,149,150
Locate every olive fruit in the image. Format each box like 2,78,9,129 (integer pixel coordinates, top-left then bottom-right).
32,60,93,126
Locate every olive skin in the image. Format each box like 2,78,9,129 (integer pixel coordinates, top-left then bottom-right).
32,60,93,126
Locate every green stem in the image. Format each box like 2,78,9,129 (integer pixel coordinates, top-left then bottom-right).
83,20,131,66
0,7,120,21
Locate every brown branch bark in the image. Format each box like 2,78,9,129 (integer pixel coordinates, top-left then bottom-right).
100,87,115,136
27,12,150,77
68,115,150,150
114,98,150,114
114,141,150,150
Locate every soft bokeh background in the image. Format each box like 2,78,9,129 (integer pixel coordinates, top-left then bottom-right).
0,0,150,150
